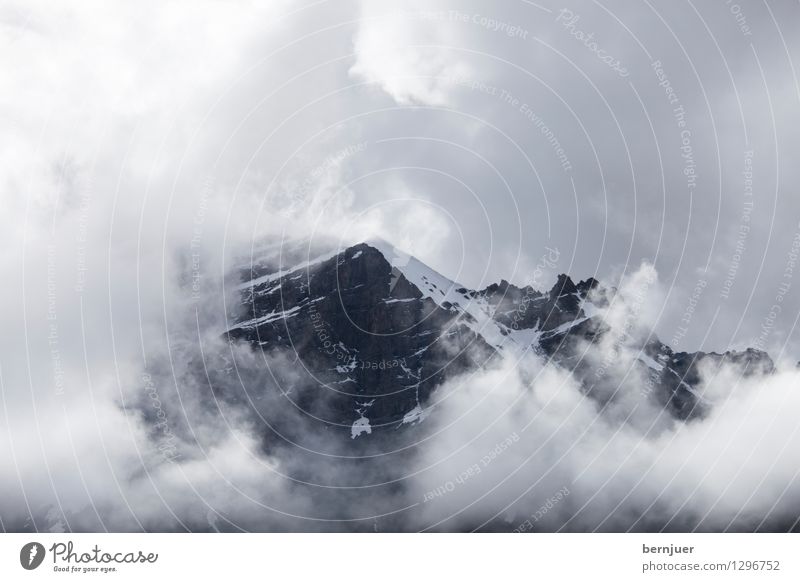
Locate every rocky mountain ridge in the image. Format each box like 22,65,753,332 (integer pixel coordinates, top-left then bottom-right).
225,241,775,440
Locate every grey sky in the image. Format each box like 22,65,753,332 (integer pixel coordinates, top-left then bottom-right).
2,0,800,530
335,0,800,359
5,0,799,357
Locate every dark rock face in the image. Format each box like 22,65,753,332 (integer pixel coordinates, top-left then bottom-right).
227,243,497,438
225,242,775,438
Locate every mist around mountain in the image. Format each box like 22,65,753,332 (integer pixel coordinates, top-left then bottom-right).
9,239,799,533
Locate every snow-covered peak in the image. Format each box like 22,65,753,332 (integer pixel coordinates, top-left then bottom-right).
363,240,526,354
364,238,463,304
235,238,597,360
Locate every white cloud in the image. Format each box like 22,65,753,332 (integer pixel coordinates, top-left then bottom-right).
349,3,473,106
406,268,800,531
2,0,800,532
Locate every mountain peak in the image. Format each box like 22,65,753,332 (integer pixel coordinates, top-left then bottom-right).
362,238,414,269
576,277,600,294
551,273,577,298
229,239,776,434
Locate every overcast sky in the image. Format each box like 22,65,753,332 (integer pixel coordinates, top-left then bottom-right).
4,0,800,359
2,0,800,532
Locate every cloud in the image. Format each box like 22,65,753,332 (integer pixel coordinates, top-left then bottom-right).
349,3,473,106
1,0,799,533
404,265,800,532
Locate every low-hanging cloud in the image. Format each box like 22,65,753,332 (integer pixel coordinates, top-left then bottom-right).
2,0,799,533
403,264,800,532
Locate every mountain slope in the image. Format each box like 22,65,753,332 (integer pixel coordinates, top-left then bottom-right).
225,241,775,438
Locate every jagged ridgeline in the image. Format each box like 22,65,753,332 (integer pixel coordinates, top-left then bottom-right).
222,240,774,440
